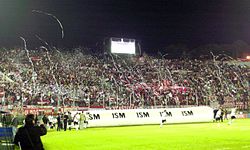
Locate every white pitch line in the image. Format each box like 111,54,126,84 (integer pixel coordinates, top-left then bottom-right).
242,145,250,149
216,148,232,150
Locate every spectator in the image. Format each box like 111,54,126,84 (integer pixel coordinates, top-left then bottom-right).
0,48,249,110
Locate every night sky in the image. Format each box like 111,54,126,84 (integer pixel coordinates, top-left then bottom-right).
1,0,250,53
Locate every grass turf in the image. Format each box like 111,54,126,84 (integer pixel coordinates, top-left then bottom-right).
42,119,250,150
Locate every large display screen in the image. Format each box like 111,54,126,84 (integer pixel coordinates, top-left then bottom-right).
111,38,136,54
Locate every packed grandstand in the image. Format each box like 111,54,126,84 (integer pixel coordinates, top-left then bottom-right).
0,47,249,112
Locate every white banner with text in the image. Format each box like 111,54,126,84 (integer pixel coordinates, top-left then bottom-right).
84,106,214,127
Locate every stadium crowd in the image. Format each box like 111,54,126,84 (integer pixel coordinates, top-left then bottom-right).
0,47,249,109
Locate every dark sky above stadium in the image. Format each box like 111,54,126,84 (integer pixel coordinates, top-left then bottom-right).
1,0,250,53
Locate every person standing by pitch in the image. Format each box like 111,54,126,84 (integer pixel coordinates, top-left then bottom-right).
63,112,69,131
14,114,47,150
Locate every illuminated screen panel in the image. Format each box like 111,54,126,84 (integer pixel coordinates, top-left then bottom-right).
111,38,136,54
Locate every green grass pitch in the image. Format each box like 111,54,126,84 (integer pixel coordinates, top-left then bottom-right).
42,119,250,150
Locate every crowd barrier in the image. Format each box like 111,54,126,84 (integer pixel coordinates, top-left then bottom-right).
84,106,214,127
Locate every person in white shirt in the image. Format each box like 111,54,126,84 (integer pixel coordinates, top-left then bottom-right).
73,113,80,130
215,108,221,122
228,108,236,125
160,118,167,128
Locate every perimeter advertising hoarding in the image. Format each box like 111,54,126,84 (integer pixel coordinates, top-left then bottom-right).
84,106,214,127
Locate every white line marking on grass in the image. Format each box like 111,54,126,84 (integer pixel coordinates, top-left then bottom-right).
216,148,232,150
242,145,250,149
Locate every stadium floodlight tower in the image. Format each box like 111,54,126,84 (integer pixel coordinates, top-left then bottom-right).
108,37,141,56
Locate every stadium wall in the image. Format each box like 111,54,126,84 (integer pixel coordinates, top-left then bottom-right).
84,106,214,127
248,113,250,118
